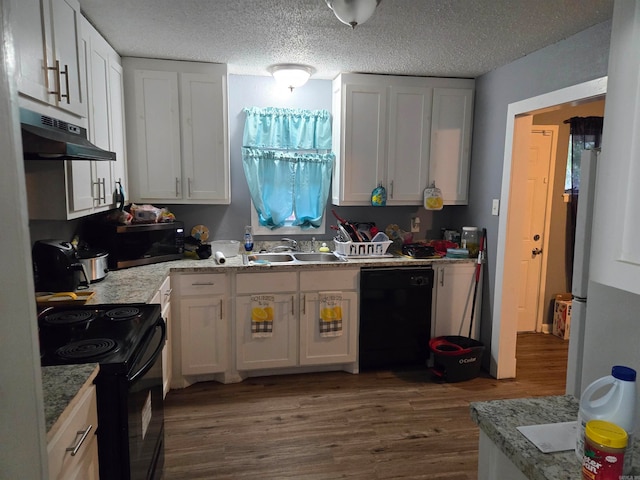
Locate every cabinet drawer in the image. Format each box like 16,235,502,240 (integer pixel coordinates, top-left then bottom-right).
300,269,359,291
236,272,297,294
177,273,227,295
47,384,98,478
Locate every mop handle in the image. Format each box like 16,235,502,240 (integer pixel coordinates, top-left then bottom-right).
475,229,486,281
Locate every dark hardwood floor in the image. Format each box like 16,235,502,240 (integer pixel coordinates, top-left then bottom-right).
163,332,568,479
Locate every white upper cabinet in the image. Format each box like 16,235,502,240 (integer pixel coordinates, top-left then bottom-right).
429,87,474,205
590,1,640,295
331,73,474,206
25,16,125,220
12,0,86,117
123,58,230,205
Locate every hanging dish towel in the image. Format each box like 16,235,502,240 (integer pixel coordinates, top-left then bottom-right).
319,292,343,337
251,295,274,338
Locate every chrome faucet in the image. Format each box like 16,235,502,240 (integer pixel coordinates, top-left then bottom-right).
270,238,299,252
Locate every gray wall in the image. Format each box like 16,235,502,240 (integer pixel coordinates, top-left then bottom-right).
459,20,612,347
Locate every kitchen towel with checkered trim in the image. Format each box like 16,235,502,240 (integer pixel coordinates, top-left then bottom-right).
319,291,343,337
251,295,274,338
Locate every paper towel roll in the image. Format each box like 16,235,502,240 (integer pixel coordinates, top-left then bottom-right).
215,251,226,264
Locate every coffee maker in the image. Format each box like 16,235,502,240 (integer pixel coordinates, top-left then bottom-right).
32,240,89,292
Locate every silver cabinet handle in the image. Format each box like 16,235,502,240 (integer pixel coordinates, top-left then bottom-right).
219,299,223,319
389,180,394,198
439,268,444,287
47,61,70,104
188,177,192,197
100,178,106,203
60,63,70,104
191,282,214,286
291,296,295,316
47,60,62,102
175,177,180,197
66,425,93,456
302,294,306,315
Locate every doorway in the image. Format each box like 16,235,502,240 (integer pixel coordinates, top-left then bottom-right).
491,77,607,381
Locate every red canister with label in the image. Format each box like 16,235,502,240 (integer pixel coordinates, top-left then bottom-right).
582,420,627,480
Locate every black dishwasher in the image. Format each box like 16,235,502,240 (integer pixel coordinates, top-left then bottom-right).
359,267,434,370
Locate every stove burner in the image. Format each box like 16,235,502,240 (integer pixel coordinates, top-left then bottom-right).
106,306,141,321
55,338,118,360
43,310,97,326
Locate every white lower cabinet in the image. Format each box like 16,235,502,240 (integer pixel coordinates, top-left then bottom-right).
175,274,228,377
47,383,99,480
235,269,359,372
235,272,298,370
299,269,359,366
432,262,481,339
150,276,172,398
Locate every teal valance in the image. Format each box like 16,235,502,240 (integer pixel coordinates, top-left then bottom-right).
242,107,332,150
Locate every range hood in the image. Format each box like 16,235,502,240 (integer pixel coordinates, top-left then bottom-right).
20,108,116,161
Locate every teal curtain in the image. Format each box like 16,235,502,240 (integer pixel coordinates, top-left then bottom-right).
243,107,332,150
242,107,334,230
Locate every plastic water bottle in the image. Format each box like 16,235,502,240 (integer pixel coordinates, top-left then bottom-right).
576,365,637,474
244,225,254,253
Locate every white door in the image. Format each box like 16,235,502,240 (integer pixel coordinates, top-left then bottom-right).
517,128,555,332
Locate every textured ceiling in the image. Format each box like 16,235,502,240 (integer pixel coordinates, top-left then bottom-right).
79,0,614,80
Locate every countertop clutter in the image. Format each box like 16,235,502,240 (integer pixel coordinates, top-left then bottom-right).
470,395,640,479
41,253,474,434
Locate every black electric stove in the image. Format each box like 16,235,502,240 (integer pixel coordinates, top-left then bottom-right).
38,303,166,480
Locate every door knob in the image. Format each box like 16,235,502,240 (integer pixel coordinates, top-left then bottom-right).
532,247,543,256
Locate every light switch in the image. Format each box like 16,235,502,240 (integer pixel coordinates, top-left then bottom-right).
492,199,500,216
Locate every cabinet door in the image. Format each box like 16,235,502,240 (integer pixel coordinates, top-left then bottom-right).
131,69,182,201
180,296,227,375
84,28,113,209
180,72,229,203
49,0,85,117
299,291,358,366
429,88,474,205
11,0,49,103
108,60,128,196
433,263,481,339
161,298,172,398
335,83,387,205
386,85,432,205
235,294,298,370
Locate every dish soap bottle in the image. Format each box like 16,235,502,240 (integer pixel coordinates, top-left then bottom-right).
244,225,254,253
319,242,330,253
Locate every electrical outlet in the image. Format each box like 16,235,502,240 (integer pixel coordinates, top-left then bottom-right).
410,217,420,233
492,199,500,216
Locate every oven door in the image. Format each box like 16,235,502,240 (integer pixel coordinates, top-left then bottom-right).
128,317,166,480
96,316,166,479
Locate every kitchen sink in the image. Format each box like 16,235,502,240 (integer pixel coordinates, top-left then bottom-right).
248,253,295,263
246,252,347,264
293,252,347,262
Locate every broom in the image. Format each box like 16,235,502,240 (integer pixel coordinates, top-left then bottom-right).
468,228,487,339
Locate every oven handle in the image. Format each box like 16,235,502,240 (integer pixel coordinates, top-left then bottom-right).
128,317,166,384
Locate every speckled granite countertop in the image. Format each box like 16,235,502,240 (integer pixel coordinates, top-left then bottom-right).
470,395,640,479
85,253,474,304
43,253,473,435
42,364,98,435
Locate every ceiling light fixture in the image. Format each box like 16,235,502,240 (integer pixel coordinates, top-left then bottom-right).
268,64,314,92
325,0,382,29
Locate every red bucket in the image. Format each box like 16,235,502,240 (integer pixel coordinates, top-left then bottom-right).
429,335,485,382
